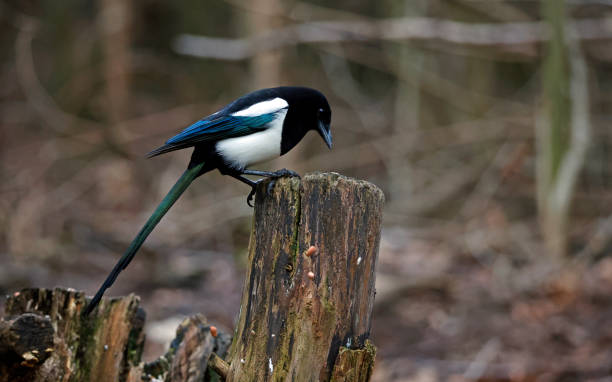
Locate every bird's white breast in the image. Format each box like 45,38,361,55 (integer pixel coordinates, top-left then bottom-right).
215,109,287,169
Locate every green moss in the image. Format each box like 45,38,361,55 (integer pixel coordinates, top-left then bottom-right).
126,313,145,365
330,341,377,382
363,340,377,358
72,301,106,381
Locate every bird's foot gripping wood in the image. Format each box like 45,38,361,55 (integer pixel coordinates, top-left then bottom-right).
245,168,300,207
264,168,301,195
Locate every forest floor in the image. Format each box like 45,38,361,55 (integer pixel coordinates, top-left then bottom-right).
1,222,612,381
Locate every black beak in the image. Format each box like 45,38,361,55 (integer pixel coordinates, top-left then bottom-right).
318,121,332,149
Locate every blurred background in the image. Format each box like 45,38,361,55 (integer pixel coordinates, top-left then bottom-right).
1,0,612,380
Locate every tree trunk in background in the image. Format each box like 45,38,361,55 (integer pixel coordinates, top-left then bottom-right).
387,0,425,207
246,0,307,174
227,173,384,381
98,0,131,152
248,0,282,88
537,0,591,257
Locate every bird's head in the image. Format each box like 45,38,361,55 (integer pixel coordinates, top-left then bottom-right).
278,87,332,154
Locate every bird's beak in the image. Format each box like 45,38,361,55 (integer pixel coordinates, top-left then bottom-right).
318,121,333,149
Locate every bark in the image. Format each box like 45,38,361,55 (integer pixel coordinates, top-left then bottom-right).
227,172,384,381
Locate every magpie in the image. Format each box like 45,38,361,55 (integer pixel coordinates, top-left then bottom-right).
83,86,332,315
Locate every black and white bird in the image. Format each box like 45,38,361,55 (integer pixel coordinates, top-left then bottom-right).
83,86,332,315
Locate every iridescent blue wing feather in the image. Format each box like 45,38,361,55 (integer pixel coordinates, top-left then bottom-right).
146,113,278,157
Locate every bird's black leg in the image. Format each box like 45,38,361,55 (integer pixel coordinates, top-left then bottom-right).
242,168,300,179
226,173,260,207
242,168,300,195
223,167,301,207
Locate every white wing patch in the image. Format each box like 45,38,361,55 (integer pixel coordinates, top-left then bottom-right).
231,97,288,117
216,109,287,169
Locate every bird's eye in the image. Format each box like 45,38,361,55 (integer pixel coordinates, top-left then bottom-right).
318,107,330,125
318,108,328,118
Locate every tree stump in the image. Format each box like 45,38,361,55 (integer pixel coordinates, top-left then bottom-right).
0,172,384,381
0,288,145,382
227,172,384,381
0,289,230,382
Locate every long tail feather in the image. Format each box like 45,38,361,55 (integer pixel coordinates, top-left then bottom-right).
83,161,205,315
146,143,186,158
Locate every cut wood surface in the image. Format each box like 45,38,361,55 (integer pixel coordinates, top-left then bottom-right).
227,172,384,381
0,172,384,382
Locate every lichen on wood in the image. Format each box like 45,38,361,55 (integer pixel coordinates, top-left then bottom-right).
227,172,384,381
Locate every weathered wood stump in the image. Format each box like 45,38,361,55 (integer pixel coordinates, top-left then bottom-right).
0,172,384,381
0,289,230,382
0,288,145,382
227,172,384,381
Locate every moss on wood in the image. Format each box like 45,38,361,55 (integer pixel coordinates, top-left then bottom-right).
330,340,377,382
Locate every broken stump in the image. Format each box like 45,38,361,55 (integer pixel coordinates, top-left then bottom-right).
0,289,230,382
0,288,144,382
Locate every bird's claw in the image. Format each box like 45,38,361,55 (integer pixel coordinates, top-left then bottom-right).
267,180,276,195
266,168,300,195
247,187,256,207
272,168,301,178
245,169,300,207
246,182,270,207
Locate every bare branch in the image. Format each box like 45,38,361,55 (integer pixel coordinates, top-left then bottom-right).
173,17,612,60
